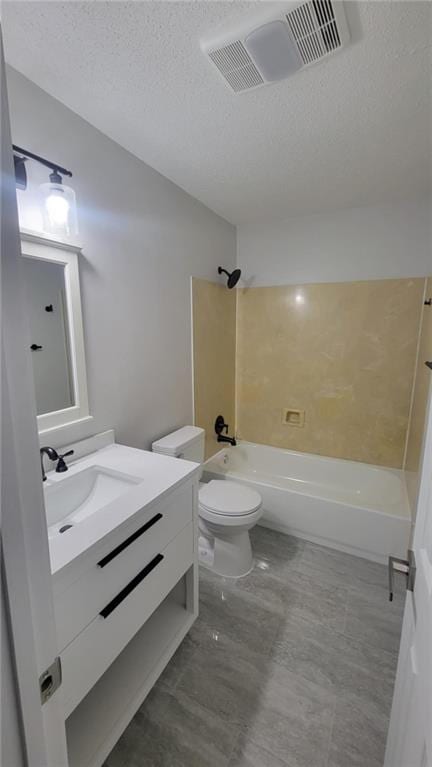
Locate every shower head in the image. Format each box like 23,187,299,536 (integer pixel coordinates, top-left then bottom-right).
218,266,242,289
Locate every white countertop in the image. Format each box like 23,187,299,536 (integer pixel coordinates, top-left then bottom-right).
45,443,200,576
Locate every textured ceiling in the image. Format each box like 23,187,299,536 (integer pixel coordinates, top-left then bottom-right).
3,1,431,224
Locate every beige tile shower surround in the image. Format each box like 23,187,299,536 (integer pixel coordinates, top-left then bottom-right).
192,279,236,459
405,277,432,513
236,279,425,468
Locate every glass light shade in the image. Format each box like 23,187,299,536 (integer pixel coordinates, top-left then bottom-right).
39,181,78,239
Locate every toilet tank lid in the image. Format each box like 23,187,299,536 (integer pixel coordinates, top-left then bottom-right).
152,426,204,456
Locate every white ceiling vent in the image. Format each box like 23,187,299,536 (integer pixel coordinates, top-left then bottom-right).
201,0,350,93
208,42,264,92
286,1,343,64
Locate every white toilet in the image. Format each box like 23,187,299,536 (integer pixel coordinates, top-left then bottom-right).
152,426,263,577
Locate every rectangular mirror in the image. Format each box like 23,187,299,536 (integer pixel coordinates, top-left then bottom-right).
20,231,90,435
22,257,74,415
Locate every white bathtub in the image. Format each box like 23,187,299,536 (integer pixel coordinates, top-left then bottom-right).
203,442,411,563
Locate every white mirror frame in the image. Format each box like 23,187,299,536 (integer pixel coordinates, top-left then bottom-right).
20,229,91,436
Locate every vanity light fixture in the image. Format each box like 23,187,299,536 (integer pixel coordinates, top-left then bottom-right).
12,144,78,238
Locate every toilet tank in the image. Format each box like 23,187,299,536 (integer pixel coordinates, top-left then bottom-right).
152,426,205,463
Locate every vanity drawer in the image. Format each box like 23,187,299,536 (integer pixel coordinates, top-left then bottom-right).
61,522,194,718
55,484,193,650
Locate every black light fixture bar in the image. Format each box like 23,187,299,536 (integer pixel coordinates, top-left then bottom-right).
12,144,72,177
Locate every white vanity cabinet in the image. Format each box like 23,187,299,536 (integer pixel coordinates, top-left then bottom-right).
48,441,199,767
54,482,194,653
61,521,193,717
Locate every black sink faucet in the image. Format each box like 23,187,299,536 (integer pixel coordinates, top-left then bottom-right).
214,415,237,447
40,446,58,482
40,446,74,481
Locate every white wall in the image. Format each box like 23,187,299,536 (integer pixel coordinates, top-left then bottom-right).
238,200,431,287
6,67,236,449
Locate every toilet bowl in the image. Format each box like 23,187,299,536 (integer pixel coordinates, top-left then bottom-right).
198,480,263,577
152,426,263,578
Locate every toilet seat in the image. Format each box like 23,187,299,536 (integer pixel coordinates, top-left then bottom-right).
199,480,262,517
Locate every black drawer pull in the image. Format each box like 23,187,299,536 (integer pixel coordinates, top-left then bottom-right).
97,513,163,568
100,554,164,619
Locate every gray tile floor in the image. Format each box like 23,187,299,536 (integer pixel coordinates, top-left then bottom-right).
105,526,404,767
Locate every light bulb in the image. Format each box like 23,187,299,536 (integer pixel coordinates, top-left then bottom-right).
45,190,70,227
39,178,78,239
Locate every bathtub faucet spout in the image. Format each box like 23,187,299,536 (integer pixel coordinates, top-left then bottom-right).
217,433,237,447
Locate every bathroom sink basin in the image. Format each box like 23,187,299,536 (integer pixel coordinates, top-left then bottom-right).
44,465,142,537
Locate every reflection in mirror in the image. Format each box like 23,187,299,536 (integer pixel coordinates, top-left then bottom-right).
22,256,74,415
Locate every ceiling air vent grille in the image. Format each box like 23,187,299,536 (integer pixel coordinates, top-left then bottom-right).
286,0,341,65
208,40,264,92
202,1,349,93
